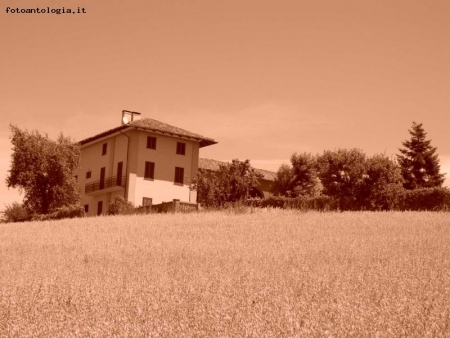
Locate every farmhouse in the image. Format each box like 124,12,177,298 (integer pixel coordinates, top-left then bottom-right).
77,111,217,216
198,158,276,198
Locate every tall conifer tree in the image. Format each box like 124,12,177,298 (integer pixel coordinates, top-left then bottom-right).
397,122,445,189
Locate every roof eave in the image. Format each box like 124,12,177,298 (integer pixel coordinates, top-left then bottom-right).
199,140,218,148
79,124,217,148
79,125,131,146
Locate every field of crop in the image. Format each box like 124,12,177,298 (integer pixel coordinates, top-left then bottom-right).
1,209,449,337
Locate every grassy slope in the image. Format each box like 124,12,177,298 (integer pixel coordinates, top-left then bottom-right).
1,210,449,337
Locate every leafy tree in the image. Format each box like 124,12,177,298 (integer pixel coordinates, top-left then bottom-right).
362,154,405,210
397,122,445,189
191,168,219,206
192,159,263,207
272,153,321,197
290,152,322,197
317,149,406,210
6,125,80,215
272,163,295,197
316,148,367,209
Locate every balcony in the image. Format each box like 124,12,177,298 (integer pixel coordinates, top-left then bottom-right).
85,175,126,195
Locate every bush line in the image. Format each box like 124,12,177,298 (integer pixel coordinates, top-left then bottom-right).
246,187,450,211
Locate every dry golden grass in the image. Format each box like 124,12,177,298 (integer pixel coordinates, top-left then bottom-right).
1,209,449,337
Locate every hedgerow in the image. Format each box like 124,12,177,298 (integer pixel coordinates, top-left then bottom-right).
246,187,450,212
246,196,338,211
399,187,450,211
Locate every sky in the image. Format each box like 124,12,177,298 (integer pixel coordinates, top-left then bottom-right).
1,0,449,206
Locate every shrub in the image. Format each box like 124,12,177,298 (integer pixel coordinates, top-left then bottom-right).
107,196,135,215
2,202,31,223
399,187,450,211
31,204,85,221
52,205,85,219
246,196,339,211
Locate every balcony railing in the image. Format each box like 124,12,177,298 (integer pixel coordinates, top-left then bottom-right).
85,175,126,194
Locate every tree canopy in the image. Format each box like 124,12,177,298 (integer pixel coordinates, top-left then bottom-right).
6,125,81,215
316,148,367,209
272,153,321,197
271,163,295,197
191,159,263,207
361,154,404,210
316,149,404,210
397,122,445,190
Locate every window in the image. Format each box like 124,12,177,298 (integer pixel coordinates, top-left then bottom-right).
102,143,107,156
117,162,123,186
84,204,89,213
176,142,186,155
174,167,184,184
97,201,103,215
143,197,152,206
86,171,91,179
147,136,157,149
144,161,155,179
99,167,105,190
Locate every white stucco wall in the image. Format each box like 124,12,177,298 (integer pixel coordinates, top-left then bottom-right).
130,131,200,206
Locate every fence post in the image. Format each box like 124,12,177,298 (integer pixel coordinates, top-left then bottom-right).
173,199,180,213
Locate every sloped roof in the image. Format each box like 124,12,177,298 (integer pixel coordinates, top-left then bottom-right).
79,118,217,148
198,158,276,181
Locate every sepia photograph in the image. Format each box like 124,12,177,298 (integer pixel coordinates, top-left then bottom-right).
1,0,449,336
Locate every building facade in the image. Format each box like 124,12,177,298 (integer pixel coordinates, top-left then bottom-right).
77,113,216,216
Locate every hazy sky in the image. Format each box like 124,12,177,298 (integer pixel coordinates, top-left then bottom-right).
1,0,449,206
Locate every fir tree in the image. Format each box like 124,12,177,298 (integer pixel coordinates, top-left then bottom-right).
397,122,445,189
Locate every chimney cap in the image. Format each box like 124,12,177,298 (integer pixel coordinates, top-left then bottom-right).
121,110,142,125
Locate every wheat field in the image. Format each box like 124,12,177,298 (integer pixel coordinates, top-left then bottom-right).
1,209,449,337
